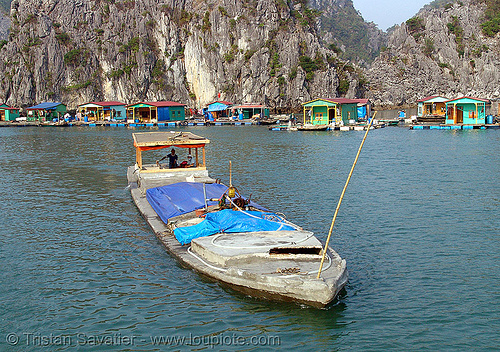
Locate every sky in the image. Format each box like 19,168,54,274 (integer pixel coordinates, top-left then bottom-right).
352,0,432,31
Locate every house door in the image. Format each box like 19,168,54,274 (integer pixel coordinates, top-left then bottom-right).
456,107,463,123
328,108,335,123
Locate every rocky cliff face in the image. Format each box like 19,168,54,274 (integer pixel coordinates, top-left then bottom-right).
310,0,387,65
3,0,498,110
366,0,500,107
0,0,366,109
0,12,9,41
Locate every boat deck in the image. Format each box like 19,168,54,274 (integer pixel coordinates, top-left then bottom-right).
127,164,348,307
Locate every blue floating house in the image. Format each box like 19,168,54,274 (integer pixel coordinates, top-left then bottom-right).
77,101,127,121
445,97,490,125
26,102,67,122
204,101,233,120
127,101,186,123
0,104,20,121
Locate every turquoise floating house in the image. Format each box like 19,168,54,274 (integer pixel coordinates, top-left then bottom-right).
231,104,269,119
417,96,448,118
302,98,370,125
77,101,126,121
26,102,67,122
0,104,20,121
445,97,489,125
126,101,186,123
204,101,233,119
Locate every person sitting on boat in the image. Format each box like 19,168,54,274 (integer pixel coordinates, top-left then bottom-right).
186,154,194,167
179,154,195,168
157,148,178,169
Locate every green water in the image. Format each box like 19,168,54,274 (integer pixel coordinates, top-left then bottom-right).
0,126,498,351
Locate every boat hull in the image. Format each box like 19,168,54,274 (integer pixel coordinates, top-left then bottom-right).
297,124,329,131
127,165,347,307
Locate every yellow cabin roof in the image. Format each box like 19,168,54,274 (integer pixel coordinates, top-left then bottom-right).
133,132,210,148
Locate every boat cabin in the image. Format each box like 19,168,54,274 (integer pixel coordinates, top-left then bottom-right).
417,96,448,117
231,104,269,120
204,101,232,120
127,101,186,123
302,98,370,125
26,102,67,122
0,104,20,121
445,97,490,125
77,101,126,121
133,132,210,172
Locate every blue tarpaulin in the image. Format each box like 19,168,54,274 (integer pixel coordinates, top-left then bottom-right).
357,106,367,118
207,102,229,112
27,102,65,110
174,209,296,245
146,182,229,222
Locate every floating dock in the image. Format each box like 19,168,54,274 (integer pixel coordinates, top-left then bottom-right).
0,120,259,128
410,124,499,130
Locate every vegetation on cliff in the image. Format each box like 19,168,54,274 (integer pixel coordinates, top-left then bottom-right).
1,0,499,109
316,1,384,64
481,0,500,36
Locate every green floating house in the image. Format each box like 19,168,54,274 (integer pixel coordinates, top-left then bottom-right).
231,104,270,119
0,104,20,121
77,101,127,121
302,98,371,125
445,97,490,125
126,101,186,123
26,102,67,122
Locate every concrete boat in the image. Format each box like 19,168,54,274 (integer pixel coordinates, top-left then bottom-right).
297,123,329,131
127,131,347,308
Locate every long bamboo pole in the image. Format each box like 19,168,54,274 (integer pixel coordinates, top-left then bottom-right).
317,111,377,279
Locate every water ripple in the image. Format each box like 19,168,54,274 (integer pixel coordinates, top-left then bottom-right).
0,126,498,351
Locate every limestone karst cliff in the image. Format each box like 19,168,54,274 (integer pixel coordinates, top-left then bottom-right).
1,0,500,110
0,0,367,109
366,0,500,107
310,0,386,65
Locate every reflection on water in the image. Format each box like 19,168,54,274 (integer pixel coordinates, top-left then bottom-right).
0,126,498,351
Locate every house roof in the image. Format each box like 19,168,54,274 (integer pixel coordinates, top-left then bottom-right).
26,102,65,110
206,101,232,112
128,101,185,108
78,103,103,109
417,95,448,102
78,101,127,109
325,98,369,105
0,104,19,110
303,98,369,106
444,96,490,104
89,101,126,107
232,104,265,109
207,101,232,106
